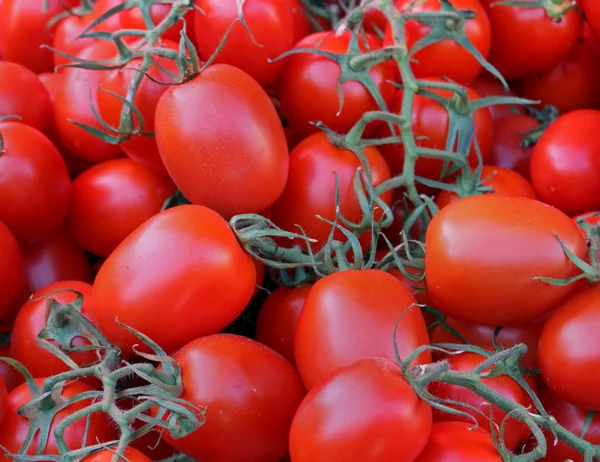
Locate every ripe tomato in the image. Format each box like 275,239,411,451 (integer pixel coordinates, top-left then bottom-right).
120,1,190,42
92,205,256,356
485,114,540,180
386,0,491,85
0,379,116,456
0,375,6,426
470,77,526,121
539,283,600,410
0,0,78,73
289,0,313,43
68,158,176,257
279,31,395,138
20,229,92,293
53,41,123,163
255,285,311,366
414,422,501,462
194,0,295,89
582,0,600,39
0,122,71,244
295,269,431,390
0,278,31,329
481,0,583,79
425,195,588,326
158,334,305,462
0,62,52,133
389,267,431,308
378,79,492,180
52,15,97,69
155,64,289,218
363,5,388,35
290,358,432,462
430,352,536,450
83,447,150,462
269,132,392,250
539,387,600,462
436,165,537,209
88,0,126,32
0,345,24,393
0,221,24,320
531,109,600,216
11,281,98,379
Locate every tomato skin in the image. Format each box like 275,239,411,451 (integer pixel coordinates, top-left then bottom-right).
531,109,600,216
68,158,176,257
0,345,24,393
194,0,295,89
0,379,117,456
295,270,431,390
539,387,600,462
158,334,305,462
387,0,491,85
52,16,97,69
539,283,600,411
469,77,526,121
155,64,289,218
0,221,24,320
289,0,313,43
414,422,501,462
377,79,493,180
120,2,188,42
0,374,7,426
0,62,52,134
425,195,588,326
290,358,432,462
92,205,256,356
269,132,392,250
20,229,92,293
582,0,600,39
485,114,540,181
279,31,395,138
11,281,98,379
255,285,311,366
0,122,71,244
83,447,150,462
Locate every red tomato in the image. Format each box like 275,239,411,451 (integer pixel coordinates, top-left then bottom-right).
53,41,123,163
52,15,97,69
363,5,388,35
425,195,588,326
0,345,24,393
157,334,305,462
0,379,116,456
430,352,536,450
0,0,78,73
269,132,392,250
389,267,431,308
295,269,431,390
0,277,31,329
255,285,311,366
290,358,432,462
582,0,600,39
0,221,24,320
539,283,600,410
120,1,190,42
0,374,6,426
194,0,295,89
539,387,600,462
481,0,583,79
155,64,289,218
511,24,600,114
83,447,150,462
20,228,92,293
279,31,395,138
531,109,600,216
0,62,52,133
0,122,71,243
68,158,176,257
11,281,98,379
414,422,501,462
470,77,526,121
289,0,313,43
378,79,493,180
92,205,256,356
88,0,126,32
485,114,540,180
97,40,181,175
386,0,491,85
436,165,538,209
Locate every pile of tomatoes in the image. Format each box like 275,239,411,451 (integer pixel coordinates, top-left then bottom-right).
0,0,600,460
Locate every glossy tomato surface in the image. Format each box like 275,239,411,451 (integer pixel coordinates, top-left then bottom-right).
83,447,151,462
0,221,23,320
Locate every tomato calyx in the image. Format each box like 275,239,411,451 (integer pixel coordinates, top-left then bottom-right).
519,105,559,148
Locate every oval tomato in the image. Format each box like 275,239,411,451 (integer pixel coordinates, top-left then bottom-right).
290,358,432,462
279,31,395,138
68,158,176,257
378,78,492,180
481,0,583,79
255,285,311,366
155,64,289,218
425,195,588,326
294,269,431,390
0,122,71,243
531,109,600,216
92,205,256,356
52,15,97,69
0,345,24,393
414,422,501,462
83,446,150,462
0,221,24,320
158,334,305,462
539,283,600,410
269,132,392,250
470,77,526,121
